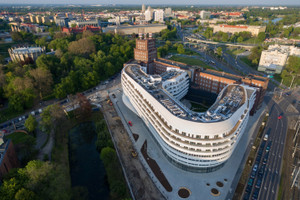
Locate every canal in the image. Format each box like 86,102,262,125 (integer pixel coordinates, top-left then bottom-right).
69,122,109,200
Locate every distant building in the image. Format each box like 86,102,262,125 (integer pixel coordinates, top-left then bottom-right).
165,7,172,17
153,9,164,23
258,45,300,74
68,19,100,28
142,4,146,13
62,25,101,35
199,10,211,19
103,24,167,35
212,24,266,36
35,15,42,24
55,17,69,27
9,46,46,63
145,7,153,22
0,133,20,180
29,15,35,23
10,23,47,33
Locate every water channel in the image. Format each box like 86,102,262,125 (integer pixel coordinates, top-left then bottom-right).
69,122,109,200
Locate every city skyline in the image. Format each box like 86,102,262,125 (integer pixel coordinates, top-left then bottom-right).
1,0,300,5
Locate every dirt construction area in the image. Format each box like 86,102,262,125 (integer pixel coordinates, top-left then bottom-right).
101,98,164,200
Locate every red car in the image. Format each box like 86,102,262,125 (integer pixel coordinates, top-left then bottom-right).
278,115,283,120
128,121,133,126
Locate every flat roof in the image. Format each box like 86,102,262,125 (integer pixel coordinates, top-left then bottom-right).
125,64,247,123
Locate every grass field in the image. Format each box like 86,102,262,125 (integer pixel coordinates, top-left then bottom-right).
226,48,246,56
169,55,213,69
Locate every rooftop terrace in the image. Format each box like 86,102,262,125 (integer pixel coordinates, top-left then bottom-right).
124,64,248,123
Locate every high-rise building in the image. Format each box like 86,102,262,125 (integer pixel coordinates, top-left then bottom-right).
142,4,146,13
145,7,153,22
154,9,164,23
134,33,157,65
200,10,211,19
165,7,172,17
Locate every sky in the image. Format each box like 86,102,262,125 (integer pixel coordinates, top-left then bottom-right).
1,0,300,5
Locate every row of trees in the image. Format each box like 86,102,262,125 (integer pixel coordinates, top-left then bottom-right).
203,28,266,44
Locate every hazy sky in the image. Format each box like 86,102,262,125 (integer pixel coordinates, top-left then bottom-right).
1,0,300,5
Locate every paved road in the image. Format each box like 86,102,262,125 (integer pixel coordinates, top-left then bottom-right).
258,96,288,200
242,94,289,200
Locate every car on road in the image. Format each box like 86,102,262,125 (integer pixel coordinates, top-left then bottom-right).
248,178,254,186
266,142,272,152
246,185,252,192
128,121,133,126
263,153,269,165
263,134,269,141
253,164,258,172
252,188,260,200
278,115,283,120
255,178,262,188
258,166,265,177
243,192,250,200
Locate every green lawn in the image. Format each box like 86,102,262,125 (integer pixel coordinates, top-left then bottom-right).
190,102,209,112
226,48,246,56
169,55,213,69
240,57,257,70
5,132,33,145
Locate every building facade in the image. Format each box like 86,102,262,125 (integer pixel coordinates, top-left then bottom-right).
258,44,300,74
9,46,46,63
153,9,164,23
212,24,266,36
200,10,211,19
122,64,257,172
0,133,19,180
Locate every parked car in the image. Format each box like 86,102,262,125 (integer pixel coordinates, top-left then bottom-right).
253,164,258,172
248,178,254,186
263,134,269,141
255,178,262,188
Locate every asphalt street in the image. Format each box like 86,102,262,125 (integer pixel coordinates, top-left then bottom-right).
242,95,289,200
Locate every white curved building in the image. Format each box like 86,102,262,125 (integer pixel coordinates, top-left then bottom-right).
122,64,257,172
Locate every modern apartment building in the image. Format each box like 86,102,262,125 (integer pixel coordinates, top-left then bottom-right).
122,63,257,172
258,44,300,74
121,36,268,172
153,9,164,23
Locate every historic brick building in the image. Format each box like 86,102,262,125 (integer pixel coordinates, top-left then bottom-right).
0,134,19,180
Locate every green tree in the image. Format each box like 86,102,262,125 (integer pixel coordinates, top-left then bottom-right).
15,188,37,200
24,115,38,133
29,68,53,99
68,38,96,57
216,47,223,57
237,36,244,43
177,44,185,54
257,32,266,42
